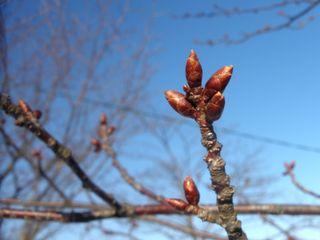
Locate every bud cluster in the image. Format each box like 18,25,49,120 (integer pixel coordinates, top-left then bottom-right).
18,99,42,121
91,113,116,153
164,50,233,123
165,176,200,211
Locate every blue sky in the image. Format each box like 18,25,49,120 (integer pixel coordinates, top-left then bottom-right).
3,0,320,239
123,0,320,238
123,0,320,191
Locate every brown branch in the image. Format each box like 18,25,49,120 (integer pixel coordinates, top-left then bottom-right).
165,51,247,239
174,1,310,19
2,203,320,222
284,161,320,199
0,94,125,213
192,0,320,45
97,114,167,204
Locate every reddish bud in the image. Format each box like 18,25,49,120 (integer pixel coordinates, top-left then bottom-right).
33,110,42,120
165,198,188,211
91,138,101,152
18,99,32,114
182,84,190,93
100,113,107,125
283,160,295,175
205,92,225,122
107,126,116,135
204,66,233,99
185,50,202,88
183,176,200,205
164,90,195,118
31,149,42,160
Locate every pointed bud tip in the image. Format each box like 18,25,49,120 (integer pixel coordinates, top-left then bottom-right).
183,176,200,205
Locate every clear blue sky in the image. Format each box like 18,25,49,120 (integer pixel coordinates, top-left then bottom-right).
4,0,320,239
124,1,320,239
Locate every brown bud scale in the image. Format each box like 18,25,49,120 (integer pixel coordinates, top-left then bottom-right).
183,176,200,205
100,113,107,125
205,92,225,122
164,90,195,118
165,198,188,211
204,66,233,99
185,50,203,88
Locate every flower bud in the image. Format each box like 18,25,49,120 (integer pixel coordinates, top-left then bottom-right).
100,113,107,125
18,99,32,114
205,92,225,122
91,138,101,152
165,198,188,211
31,149,42,160
164,90,195,118
107,126,116,135
185,50,202,88
204,66,233,99
33,110,42,120
183,176,200,205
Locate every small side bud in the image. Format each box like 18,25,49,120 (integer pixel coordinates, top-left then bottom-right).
107,126,116,135
205,92,225,122
204,66,233,99
18,99,32,114
182,84,190,93
100,113,107,125
33,110,42,120
183,176,200,205
165,198,188,211
91,138,101,152
283,160,296,175
164,90,195,118
185,50,202,88
31,149,42,160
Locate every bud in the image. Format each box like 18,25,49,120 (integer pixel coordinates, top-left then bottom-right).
18,99,32,114
100,113,107,125
204,66,233,99
31,149,42,160
183,176,200,205
165,198,188,211
107,126,116,135
205,92,225,122
91,138,101,152
33,110,42,120
182,84,190,93
185,50,202,88
164,90,195,118
283,160,295,175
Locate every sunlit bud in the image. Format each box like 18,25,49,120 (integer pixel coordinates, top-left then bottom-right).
164,90,195,118
107,126,116,135
204,66,233,98
165,198,188,211
283,160,296,175
100,113,107,125
18,99,32,114
183,176,200,205
205,92,225,122
91,138,101,152
185,50,202,88
33,110,42,120
182,84,190,93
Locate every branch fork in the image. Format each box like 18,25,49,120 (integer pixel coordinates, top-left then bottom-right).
164,50,247,240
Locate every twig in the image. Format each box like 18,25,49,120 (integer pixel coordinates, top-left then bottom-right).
0,94,124,213
164,51,247,239
284,161,320,199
